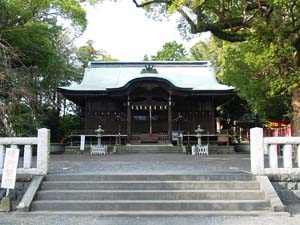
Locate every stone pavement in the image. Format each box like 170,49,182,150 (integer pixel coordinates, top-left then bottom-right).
1,205,300,225
48,153,251,175
1,153,300,225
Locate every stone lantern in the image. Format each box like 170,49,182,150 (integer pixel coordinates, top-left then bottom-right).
195,125,204,146
95,125,104,146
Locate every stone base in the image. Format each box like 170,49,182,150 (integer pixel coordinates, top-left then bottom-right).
272,181,300,204
0,197,12,212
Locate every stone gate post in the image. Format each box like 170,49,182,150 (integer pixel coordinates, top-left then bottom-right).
250,127,264,174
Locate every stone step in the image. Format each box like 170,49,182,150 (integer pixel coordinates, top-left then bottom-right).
40,181,260,191
30,174,281,214
18,210,290,216
36,190,265,201
30,199,270,211
117,150,183,154
116,145,183,153
44,174,256,182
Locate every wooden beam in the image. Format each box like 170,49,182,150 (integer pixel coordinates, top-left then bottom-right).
168,96,172,143
127,97,131,143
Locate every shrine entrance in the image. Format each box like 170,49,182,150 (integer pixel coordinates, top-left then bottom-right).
127,85,172,144
131,101,169,143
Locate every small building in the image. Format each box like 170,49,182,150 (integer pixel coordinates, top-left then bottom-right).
58,61,234,144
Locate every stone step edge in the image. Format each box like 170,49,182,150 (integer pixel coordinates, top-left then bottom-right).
41,181,259,184
15,210,290,216
32,199,269,204
44,174,256,181
37,189,264,193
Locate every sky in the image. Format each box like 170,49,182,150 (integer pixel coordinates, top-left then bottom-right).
75,1,210,61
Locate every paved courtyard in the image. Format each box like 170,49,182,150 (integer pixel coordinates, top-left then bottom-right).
48,153,252,175
1,153,300,225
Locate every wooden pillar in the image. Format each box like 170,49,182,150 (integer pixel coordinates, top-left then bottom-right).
168,95,172,143
127,97,131,144
211,96,215,134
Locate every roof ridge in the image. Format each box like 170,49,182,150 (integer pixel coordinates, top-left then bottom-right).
89,61,210,68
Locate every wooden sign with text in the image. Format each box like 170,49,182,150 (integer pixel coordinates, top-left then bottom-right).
1,148,20,189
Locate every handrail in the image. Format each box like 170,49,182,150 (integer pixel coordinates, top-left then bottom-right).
250,127,300,175
0,129,50,175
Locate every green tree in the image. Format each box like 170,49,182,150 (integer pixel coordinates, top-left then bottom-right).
190,37,289,123
152,41,187,61
189,37,222,62
0,0,94,138
133,0,300,135
218,39,290,120
143,54,150,61
77,40,101,68
77,40,118,69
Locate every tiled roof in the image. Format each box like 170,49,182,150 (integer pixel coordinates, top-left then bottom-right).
58,61,233,92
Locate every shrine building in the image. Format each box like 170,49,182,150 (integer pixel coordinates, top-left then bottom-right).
58,61,234,145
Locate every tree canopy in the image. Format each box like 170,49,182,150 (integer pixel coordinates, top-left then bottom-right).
133,0,300,135
0,0,93,139
151,41,187,61
77,40,118,68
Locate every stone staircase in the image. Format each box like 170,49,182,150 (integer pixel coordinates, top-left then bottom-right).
28,174,285,215
116,145,184,154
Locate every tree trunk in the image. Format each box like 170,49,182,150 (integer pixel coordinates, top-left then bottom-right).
291,89,300,136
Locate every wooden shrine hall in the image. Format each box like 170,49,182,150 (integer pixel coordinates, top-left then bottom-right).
58,61,234,145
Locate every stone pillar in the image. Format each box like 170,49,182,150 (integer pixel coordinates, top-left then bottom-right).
269,144,278,169
37,128,50,175
168,96,172,143
0,145,4,168
297,145,300,168
23,145,32,169
250,127,264,174
127,97,131,144
283,144,293,168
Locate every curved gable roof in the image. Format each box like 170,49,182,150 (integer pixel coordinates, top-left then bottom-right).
58,61,234,93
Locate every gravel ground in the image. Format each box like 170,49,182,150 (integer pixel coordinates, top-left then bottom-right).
1,153,300,225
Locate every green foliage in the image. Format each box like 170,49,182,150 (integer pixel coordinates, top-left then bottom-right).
143,54,150,61
0,0,93,138
151,41,187,61
189,37,222,62
77,40,102,68
77,40,118,68
218,96,262,129
217,39,290,121
134,1,300,133
57,114,83,143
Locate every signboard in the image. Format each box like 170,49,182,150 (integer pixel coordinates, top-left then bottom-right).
264,119,290,129
172,132,183,141
80,135,85,151
1,148,20,189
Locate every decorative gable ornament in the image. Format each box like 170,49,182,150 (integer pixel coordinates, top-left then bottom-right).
140,64,158,74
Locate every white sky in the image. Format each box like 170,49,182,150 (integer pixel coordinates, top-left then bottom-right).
75,1,210,61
